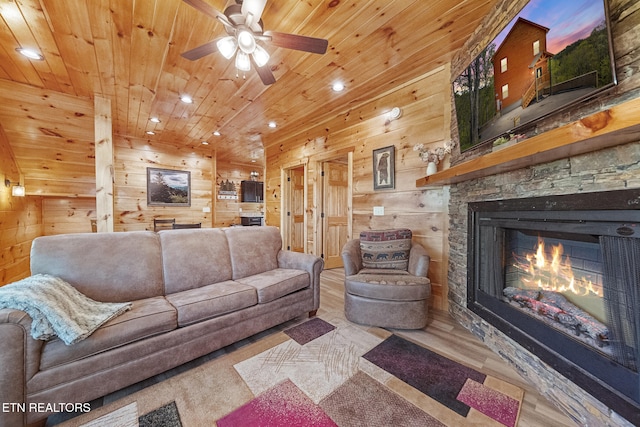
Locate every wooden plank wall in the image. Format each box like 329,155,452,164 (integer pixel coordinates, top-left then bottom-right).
215,164,264,227
0,124,43,286
112,136,214,231
265,67,452,310
0,79,96,197
42,197,96,235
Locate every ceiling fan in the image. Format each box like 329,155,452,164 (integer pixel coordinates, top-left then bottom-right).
181,0,329,85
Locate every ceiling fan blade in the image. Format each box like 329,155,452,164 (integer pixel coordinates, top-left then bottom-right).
252,57,276,85
181,39,219,61
255,66,276,85
264,31,328,54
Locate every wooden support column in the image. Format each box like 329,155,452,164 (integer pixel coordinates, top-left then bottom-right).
211,149,217,228
94,96,114,232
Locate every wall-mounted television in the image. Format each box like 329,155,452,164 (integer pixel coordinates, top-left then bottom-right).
453,0,617,151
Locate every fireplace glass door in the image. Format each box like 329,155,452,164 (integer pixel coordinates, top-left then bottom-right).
503,230,611,359
481,227,640,372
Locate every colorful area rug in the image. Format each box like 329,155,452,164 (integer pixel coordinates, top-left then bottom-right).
224,317,522,426
64,315,523,427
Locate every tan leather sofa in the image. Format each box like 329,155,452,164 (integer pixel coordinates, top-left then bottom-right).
0,226,323,427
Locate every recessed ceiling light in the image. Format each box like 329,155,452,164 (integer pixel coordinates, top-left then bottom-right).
16,48,44,60
201,141,209,145
213,131,221,136
388,107,402,120
149,117,161,123
332,82,345,92
146,131,155,135
268,121,277,128
180,95,193,104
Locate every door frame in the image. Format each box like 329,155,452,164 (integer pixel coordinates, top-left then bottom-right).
281,160,308,252
314,150,353,262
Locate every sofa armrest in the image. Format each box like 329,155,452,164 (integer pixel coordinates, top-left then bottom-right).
408,243,430,278
0,308,44,427
340,239,362,276
277,251,324,311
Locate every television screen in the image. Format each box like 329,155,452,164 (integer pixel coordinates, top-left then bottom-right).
453,0,617,151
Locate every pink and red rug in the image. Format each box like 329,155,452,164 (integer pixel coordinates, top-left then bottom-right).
217,317,523,426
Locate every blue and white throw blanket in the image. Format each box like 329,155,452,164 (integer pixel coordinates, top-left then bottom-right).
0,274,131,345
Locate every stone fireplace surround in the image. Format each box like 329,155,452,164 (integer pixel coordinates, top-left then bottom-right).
447,140,640,426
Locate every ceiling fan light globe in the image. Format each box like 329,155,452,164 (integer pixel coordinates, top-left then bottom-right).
252,45,270,67
235,51,251,71
217,36,237,59
237,30,256,54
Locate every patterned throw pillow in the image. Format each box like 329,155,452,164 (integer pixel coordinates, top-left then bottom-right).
359,229,412,270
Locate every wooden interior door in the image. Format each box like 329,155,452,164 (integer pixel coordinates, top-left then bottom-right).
322,160,349,269
287,166,305,252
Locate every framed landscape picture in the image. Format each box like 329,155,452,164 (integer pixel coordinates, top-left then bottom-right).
147,167,191,206
372,145,395,190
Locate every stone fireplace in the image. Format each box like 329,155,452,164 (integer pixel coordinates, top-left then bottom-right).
447,141,640,426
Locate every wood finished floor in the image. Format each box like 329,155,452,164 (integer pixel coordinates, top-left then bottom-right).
49,268,577,427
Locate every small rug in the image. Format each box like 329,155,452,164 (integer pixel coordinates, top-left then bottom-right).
284,317,336,345
139,401,182,427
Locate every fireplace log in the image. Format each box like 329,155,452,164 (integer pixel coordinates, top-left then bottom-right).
503,287,609,346
538,291,609,343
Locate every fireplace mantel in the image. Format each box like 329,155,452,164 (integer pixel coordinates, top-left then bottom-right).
416,96,640,187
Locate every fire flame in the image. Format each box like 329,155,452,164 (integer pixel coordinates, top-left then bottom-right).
516,237,603,297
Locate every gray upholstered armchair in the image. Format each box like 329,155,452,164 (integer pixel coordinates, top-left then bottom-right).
341,229,431,329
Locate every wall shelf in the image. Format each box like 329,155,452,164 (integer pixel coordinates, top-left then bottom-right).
417,96,640,187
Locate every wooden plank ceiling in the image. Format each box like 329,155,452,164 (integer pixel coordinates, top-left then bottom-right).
0,0,499,195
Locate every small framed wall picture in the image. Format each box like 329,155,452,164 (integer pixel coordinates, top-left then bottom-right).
372,145,395,190
147,167,191,206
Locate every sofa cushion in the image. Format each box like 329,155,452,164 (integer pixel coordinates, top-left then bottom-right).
159,229,233,294
235,269,310,303
30,231,164,302
165,280,257,327
359,229,412,270
345,274,431,301
39,296,177,370
224,226,282,279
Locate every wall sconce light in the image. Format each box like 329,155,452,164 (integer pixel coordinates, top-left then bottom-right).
12,185,26,197
250,171,259,181
5,179,25,197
